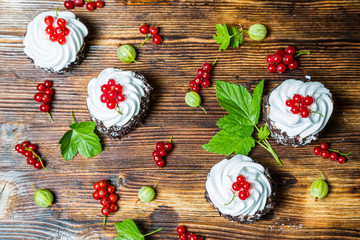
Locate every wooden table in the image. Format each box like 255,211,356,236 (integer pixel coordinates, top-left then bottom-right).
1,0,359,239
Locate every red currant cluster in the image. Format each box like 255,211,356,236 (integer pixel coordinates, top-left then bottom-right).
189,61,215,92
266,46,309,73
176,226,204,240
34,80,54,122
64,0,104,11
314,142,351,164
15,141,46,170
152,137,173,168
285,94,314,118
231,175,251,201
100,79,125,113
92,180,119,226
139,24,162,45
44,16,69,45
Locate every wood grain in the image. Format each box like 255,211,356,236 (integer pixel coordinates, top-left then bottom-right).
1,0,360,239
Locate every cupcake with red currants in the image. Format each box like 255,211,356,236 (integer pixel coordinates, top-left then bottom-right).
205,155,275,224
263,79,333,147
86,68,153,139
23,11,88,73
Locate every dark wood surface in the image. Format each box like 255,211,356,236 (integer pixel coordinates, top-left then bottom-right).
1,0,360,239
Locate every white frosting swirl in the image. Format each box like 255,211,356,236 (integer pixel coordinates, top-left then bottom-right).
23,11,88,72
268,79,333,138
206,155,271,216
86,68,148,128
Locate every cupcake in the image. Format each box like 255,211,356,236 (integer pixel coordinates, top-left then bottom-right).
86,68,153,139
263,79,333,147
23,11,88,73
205,155,275,224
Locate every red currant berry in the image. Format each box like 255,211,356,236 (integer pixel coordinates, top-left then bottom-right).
291,106,300,114
179,233,187,240
153,150,161,158
15,144,22,152
192,85,200,92
58,35,66,45
57,18,67,27
232,182,241,191
304,96,314,105
276,49,286,56
34,93,43,102
288,60,299,70
100,197,111,206
266,55,273,63
107,185,115,194
63,27,70,36
202,71,210,80
109,193,118,203
109,203,118,212
197,68,204,77
93,182,101,190
74,0,85,7
101,206,110,216
242,182,251,190
156,142,165,150
283,54,294,65
329,152,338,161
55,27,65,36
93,191,101,200
40,104,50,113
37,83,46,91
108,90,117,99
95,0,104,8
237,175,246,183
285,99,294,107
34,161,43,169
116,94,126,102
321,150,330,159
44,16,54,26
27,157,36,165
22,141,30,147
153,155,163,162
41,94,51,104
64,0,75,9
293,94,303,103
44,88,54,97
300,109,310,118
106,100,117,109
44,80,52,88
194,76,202,85
189,81,195,88
99,180,109,188
24,150,32,158
100,94,108,103
139,24,149,34
49,33,58,42
101,85,109,93
313,147,321,155
319,142,328,150
277,63,287,73
18,146,25,154
98,189,107,198
267,63,276,73
239,190,247,200
202,79,211,88
113,84,123,92
155,160,166,167
108,79,116,86
158,148,167,157
152,34,162,45
177,226,186,235
337,156,346,164
202,62,212,71
164,142,173,151
29,144,38,151
286,46,296,55
45,26,54,35
272,53,283,64
189,235,197,240
86,2,96,11
149,26,159,35
196,237,204,240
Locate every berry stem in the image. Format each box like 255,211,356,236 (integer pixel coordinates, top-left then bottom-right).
70,110,75,124
24,146,47,171
153,179,161,190
115,106,123,115
310,109,324,118
47,112,54,123
327,149,352,156
143,228,162,237
224,192,236,205
320,171,325,180
55,7,59,18
294,50,310,58
169,136,173,143
212,58,218,67
136,36,150,49
198,105,207,114
254,125,282,165
103,216,106,227
31,183,36,192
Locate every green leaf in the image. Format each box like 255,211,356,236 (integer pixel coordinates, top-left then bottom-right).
114,219,161,240
228,26,243,48
249,79,264,125
258,125,270,140
217,114,254,134
213,23,231,51
202,130,255,156
59,118,102,161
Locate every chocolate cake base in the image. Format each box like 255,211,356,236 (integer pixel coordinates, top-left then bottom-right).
204,167,276,224
89,72,153,139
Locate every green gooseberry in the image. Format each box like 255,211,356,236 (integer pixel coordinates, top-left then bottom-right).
185,91,206,114
117,44,137,63
310,172,329,199
32,185,54,208
248,24,267,41
138,186,155,203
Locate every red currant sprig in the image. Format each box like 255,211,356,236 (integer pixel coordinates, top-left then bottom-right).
139,24,163,45
92,180,118,226
64,0,105,11
189,59,217,93
225,175,251,205
152,136,174,168
44,13,70,45
313,142,351,164
34,80,54,122
286,94,323,118
100,79,125,114
177,226,204,240
266,46,310,73
15,141,46,170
